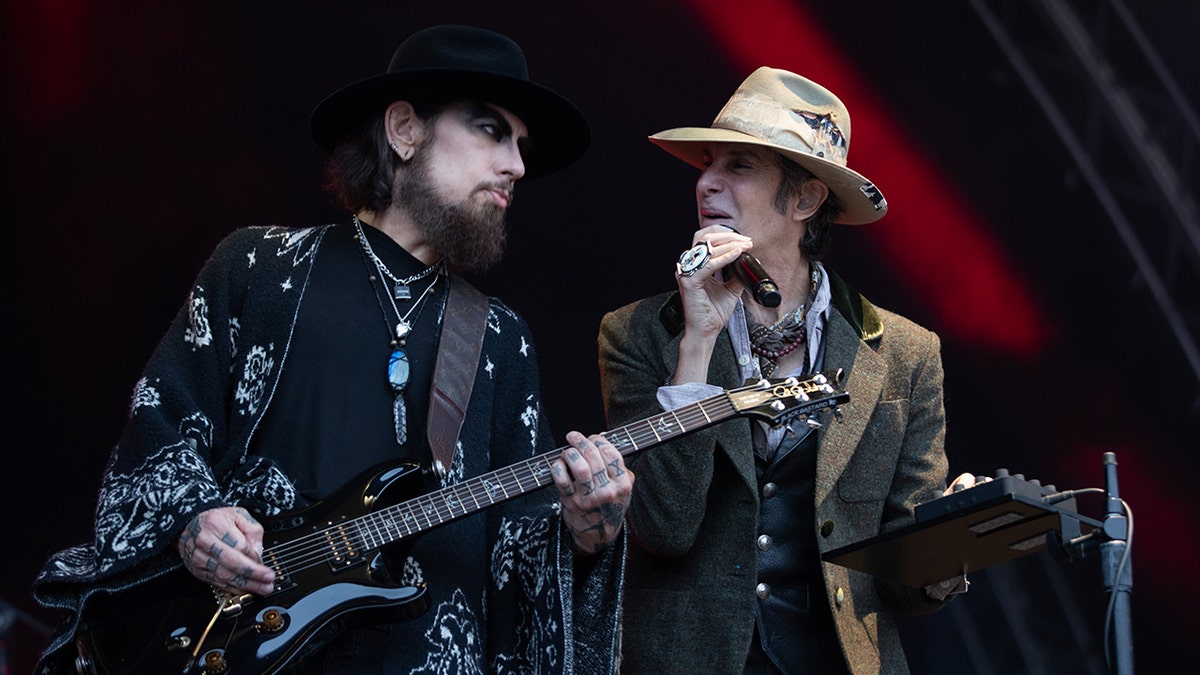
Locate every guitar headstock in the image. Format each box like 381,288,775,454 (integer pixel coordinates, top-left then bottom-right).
727,369,849,427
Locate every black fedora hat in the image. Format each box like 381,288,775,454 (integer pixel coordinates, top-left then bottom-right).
310,24,590,179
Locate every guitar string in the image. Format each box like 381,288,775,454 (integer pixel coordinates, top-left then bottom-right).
260,380,836,574
259,399,738,574
260,389,821,573
261,389,828,574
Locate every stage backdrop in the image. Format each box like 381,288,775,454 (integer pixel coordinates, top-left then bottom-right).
3,1,1196,673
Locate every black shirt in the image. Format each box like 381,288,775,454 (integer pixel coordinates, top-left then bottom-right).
250,222,444,503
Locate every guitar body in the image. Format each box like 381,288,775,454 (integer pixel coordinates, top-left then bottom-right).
77,460,431,675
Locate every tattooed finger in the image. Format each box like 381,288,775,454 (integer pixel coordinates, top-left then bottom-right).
606,458,625,478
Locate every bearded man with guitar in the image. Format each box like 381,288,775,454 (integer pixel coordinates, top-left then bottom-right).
32,25,634,674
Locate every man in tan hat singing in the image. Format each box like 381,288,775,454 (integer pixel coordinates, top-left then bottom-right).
599,67,963,673
32,25,630,674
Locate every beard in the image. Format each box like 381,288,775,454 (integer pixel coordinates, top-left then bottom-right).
393,147,510,273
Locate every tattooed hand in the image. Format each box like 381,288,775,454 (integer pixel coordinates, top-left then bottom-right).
551,431,635,555
177,506,276,595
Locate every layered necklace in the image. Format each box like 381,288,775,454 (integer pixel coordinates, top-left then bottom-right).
353,215,444,445
747,266,821,378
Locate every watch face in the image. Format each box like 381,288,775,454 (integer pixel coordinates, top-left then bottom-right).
677,243,711,276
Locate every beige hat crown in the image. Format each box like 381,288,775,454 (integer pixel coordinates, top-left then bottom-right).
649,66,887,224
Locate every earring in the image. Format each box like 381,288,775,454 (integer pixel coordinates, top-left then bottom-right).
390,141,413,162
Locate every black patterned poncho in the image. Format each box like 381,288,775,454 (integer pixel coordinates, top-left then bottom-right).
32,225,624,674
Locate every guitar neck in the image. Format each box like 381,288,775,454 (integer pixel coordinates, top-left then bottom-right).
356,390,741,549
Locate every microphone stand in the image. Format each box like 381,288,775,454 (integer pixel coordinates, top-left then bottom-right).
1099,452,1134,674
1053,452,1134,674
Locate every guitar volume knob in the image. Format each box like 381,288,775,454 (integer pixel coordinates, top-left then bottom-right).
258,607,288,633
201,649,228,674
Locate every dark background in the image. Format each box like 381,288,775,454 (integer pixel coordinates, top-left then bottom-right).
3,1,1196,673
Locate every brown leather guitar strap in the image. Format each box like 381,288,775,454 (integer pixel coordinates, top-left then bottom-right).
426,274,489,478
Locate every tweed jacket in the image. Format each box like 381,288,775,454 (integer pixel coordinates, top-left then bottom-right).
599,269,948,675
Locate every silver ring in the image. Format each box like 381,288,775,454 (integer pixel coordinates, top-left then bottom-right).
676,241,712,277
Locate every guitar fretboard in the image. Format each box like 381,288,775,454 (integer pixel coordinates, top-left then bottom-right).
355,393,741,549
262,373,844,577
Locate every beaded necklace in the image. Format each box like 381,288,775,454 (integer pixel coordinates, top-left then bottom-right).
747,266,821,377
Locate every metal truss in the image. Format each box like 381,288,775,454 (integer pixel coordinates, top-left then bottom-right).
969,0,1200,412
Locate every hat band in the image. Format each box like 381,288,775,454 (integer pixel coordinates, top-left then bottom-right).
713,91,850,166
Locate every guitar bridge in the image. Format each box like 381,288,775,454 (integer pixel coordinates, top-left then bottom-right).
219,593,254,617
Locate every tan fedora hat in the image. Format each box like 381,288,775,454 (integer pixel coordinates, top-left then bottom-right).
649,66,887,224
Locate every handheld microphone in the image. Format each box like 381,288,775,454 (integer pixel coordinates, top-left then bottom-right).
727,253,781,307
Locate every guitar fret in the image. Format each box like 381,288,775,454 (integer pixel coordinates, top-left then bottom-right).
359,516,378,550
416,496,435,530
480,477,504,504
621,427,639,452
444,489,461,517
646,417,663,442
401,507,418,535
358,520,376,551
374,511,401,545
421,495,440,526
498,469,514,499
669,409,685,434
372,513,389,546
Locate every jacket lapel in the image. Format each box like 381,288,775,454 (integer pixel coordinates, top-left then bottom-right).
815,298,885,506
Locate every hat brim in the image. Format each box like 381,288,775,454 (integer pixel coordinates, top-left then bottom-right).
312,69,590,180
649,127,887,224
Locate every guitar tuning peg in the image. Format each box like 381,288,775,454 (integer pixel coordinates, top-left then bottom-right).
833,407,844,423
806,418,823,429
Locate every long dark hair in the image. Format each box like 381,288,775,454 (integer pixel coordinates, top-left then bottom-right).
321,99,450,214
773,153,843,261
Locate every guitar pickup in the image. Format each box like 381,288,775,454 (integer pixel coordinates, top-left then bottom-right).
323,523,365,571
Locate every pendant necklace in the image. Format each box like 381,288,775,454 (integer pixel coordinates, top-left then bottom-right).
353,217,444,445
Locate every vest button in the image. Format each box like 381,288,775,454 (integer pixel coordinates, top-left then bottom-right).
756,583,771,599
820,519,835,537
756,534,772,551
761,482,778,498
835,586,845,608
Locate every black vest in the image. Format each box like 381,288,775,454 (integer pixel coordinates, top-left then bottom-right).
745,425,848,674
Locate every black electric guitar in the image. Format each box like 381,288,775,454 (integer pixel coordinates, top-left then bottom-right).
74,371,848,675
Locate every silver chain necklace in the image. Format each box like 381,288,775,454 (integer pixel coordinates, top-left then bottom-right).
353,214,441,299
